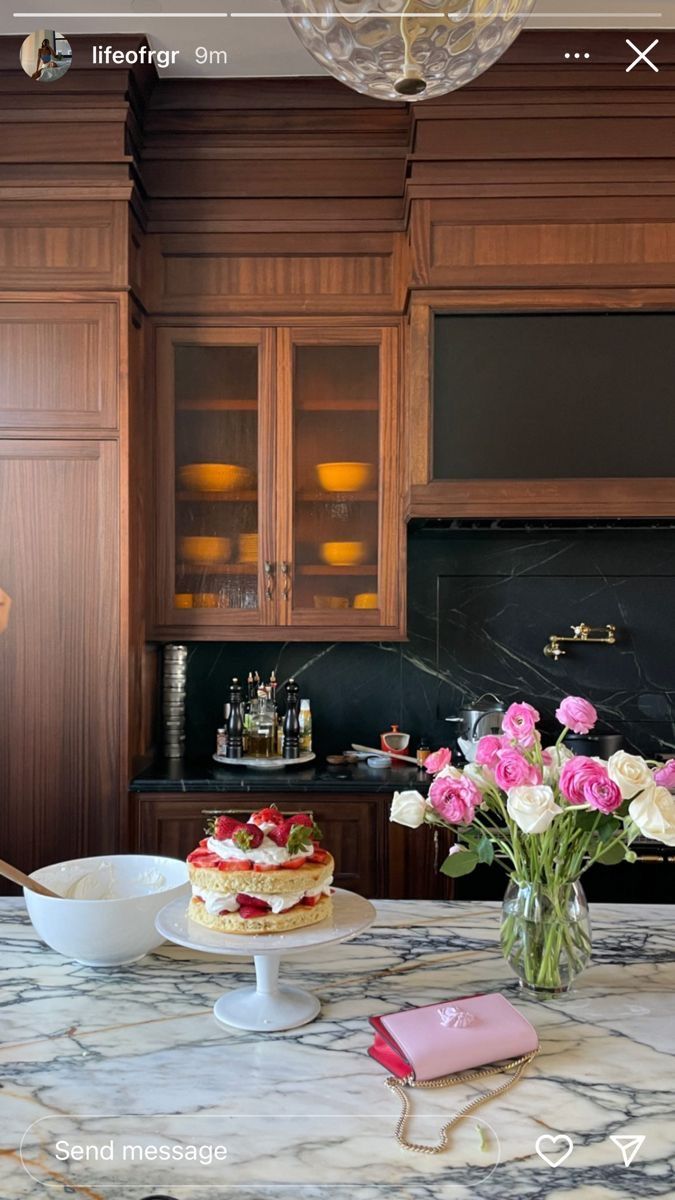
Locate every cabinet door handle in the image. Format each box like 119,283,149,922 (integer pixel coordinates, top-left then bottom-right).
281,561,291,599
264,561,275,600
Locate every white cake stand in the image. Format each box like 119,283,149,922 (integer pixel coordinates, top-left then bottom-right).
155,888,375,1032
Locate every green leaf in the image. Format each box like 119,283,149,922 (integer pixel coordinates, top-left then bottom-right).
477,836,495,866
598,816,621,842
597,842,626,866
574,810,601,831
440,850,479,878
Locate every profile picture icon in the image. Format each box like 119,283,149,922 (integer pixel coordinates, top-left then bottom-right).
20,30,72,82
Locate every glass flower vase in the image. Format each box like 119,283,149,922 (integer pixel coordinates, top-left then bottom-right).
500,878,592,998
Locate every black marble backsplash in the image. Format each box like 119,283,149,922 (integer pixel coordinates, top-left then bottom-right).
180,522,675,762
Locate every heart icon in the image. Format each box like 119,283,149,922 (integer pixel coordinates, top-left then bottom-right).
535,1134,574,1168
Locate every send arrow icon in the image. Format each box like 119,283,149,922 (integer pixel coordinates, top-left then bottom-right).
609,1135,646,1167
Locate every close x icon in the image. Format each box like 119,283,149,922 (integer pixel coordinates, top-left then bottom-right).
626,38,659,72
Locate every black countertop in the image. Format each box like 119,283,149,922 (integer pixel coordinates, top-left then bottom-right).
130,758,430,794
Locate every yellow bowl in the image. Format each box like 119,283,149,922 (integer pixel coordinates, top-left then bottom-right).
179,536,231,565
353,592,378,609
193,592,220,608
313,595,350,610
178,463,254,493
174,593,193,609
316,462,374,494
319,541,367,568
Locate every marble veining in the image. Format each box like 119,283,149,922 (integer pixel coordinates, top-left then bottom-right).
1,898,674,1199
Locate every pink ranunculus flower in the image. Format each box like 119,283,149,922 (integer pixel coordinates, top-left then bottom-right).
429,773,481,825
654,759,675,789
501,702,540,749
494,748,542,792
582,772,622,814
560,756,615,810
559,756,600,805
475,734,507,770
555,696,598,735
424,747,452,775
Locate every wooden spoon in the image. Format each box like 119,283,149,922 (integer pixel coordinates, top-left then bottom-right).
0,858,61,897
351,743,422,767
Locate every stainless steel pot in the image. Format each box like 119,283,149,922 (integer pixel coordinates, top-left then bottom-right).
445,693,505,742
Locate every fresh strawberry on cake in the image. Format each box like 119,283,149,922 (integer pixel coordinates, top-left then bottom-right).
187,805,334,934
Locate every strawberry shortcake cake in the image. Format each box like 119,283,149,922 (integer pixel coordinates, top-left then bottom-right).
187,805,334,933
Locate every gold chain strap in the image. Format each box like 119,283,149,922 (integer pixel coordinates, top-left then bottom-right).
384,1049,539,1155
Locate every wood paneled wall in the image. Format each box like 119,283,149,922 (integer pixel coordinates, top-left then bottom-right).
2,28,675,869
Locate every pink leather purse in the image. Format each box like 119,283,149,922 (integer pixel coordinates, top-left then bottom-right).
369,992,539,1154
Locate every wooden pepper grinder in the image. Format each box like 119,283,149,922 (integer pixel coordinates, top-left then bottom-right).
282,677,301,759
226,677,244,758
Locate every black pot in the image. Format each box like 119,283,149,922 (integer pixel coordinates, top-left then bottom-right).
565,732,623,758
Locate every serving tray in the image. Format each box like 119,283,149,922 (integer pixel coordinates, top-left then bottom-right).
212,751,316,771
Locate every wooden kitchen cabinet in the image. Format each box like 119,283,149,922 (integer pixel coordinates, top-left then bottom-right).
0,440,120,878
0,299,119,432
133,792,389,897
153,323,404,640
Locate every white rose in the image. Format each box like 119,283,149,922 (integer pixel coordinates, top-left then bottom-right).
607,751,653,800
542,744,573,787
436,764,464,781
463,762,493,796
390,790,428,829
628,784,675,847
507,785,562,835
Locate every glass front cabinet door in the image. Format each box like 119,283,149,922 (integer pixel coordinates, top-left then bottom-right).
276,327,403,637
154,324,403,639
156,327,275,632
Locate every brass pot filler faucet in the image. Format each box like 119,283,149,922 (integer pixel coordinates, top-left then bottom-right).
544,623,617,661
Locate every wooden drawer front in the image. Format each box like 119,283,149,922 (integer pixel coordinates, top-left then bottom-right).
134,793,386,897
0,301,118,431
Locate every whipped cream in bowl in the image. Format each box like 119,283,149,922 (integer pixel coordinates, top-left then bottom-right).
24,854,190,967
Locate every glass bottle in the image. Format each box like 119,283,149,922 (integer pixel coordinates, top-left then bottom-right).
299,699,313,754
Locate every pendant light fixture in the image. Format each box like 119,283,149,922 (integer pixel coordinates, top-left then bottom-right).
281,0,535,103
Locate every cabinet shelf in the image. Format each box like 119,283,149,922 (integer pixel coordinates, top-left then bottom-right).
298,490,377,503
297,399,378,412
176,490,257,503
176,399,257,412
298,564,378,576
177,563,257,576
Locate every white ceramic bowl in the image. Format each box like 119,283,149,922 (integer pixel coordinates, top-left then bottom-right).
24,855,190,967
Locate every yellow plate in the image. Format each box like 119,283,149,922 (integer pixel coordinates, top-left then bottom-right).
313,595,350,610
193,592,220,608
353,592,378,609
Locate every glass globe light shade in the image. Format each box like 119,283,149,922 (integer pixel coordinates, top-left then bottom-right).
281,0,535,102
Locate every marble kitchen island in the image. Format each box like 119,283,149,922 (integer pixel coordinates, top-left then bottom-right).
1,899,673,1199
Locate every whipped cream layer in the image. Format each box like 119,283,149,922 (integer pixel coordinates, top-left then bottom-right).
206,831,314,866
192,877,333,916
